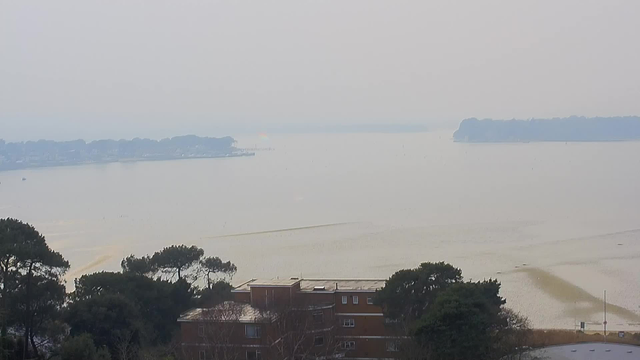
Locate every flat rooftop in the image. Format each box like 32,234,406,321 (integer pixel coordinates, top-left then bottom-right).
247,278,301,287
178,301,276,323
233,278,386,292
301,279,385,292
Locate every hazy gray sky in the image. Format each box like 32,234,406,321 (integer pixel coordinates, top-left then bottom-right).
1,1,639,141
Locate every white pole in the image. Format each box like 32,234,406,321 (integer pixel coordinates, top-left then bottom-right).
604,290,607,343
574,301,577,332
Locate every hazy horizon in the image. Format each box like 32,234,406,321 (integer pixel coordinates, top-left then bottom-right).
2,1,640,141
0,122,437,143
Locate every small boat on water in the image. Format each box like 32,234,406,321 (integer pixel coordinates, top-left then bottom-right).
22,177,26,181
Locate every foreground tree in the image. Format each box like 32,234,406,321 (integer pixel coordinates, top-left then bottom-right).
60,334,111,360
493,309,533,360
375,262,462,323
377,263,532,360
199,257,237,290
0,219,19,337
194,256,237,308
195,281,233,308
0,336,25,360
69,271,194,348
1,220,237,360
414,280,533,360
415,280,505,360
12,275,67,357
121,255,156,277
151,245,204,281
0,218,70,359
66,293,143,358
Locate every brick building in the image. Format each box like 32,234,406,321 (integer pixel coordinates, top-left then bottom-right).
179,278,401,360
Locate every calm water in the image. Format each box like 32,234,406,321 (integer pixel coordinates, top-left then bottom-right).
2,131,640,329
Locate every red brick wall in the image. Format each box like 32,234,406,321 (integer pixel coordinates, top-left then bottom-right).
307,307,335,330
336,315,386,337
340,337,398,359
334,292,381,313
297,292,335,306
250,286,294,309
232,291,250,303
181,343,272,360
181,321,271,347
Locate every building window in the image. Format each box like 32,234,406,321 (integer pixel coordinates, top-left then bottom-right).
247,350,262,360
342,318,355,328
245,324,261,338
386,341,400,352
352,296,359,304
199,350,206,360
314,336,325,347
367,297,374,305
312,311,324,324
198,324,205,337
341,295,348,304
342,341,356,350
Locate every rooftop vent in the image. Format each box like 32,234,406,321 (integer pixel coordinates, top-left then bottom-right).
313,286,326,291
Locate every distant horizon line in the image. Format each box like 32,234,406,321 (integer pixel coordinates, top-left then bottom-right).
1,124,438,143
462,115,640,122
9,116,639,142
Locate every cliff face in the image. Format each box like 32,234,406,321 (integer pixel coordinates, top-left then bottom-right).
453,116,640,142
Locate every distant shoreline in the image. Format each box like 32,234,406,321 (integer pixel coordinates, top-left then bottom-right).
454,139,640,144
0,152,255,173
453,116,640,143
0,134,250,172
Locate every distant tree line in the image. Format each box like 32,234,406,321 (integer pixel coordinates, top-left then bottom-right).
453,116,640,142
0,135,239,171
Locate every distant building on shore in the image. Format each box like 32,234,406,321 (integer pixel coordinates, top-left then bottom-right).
178,277,401,360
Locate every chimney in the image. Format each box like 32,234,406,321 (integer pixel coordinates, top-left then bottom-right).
335,282,338,290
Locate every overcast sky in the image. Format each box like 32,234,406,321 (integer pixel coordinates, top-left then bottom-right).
1,1,639,141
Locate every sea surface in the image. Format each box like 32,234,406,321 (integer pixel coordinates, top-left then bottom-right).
1,131,640,330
